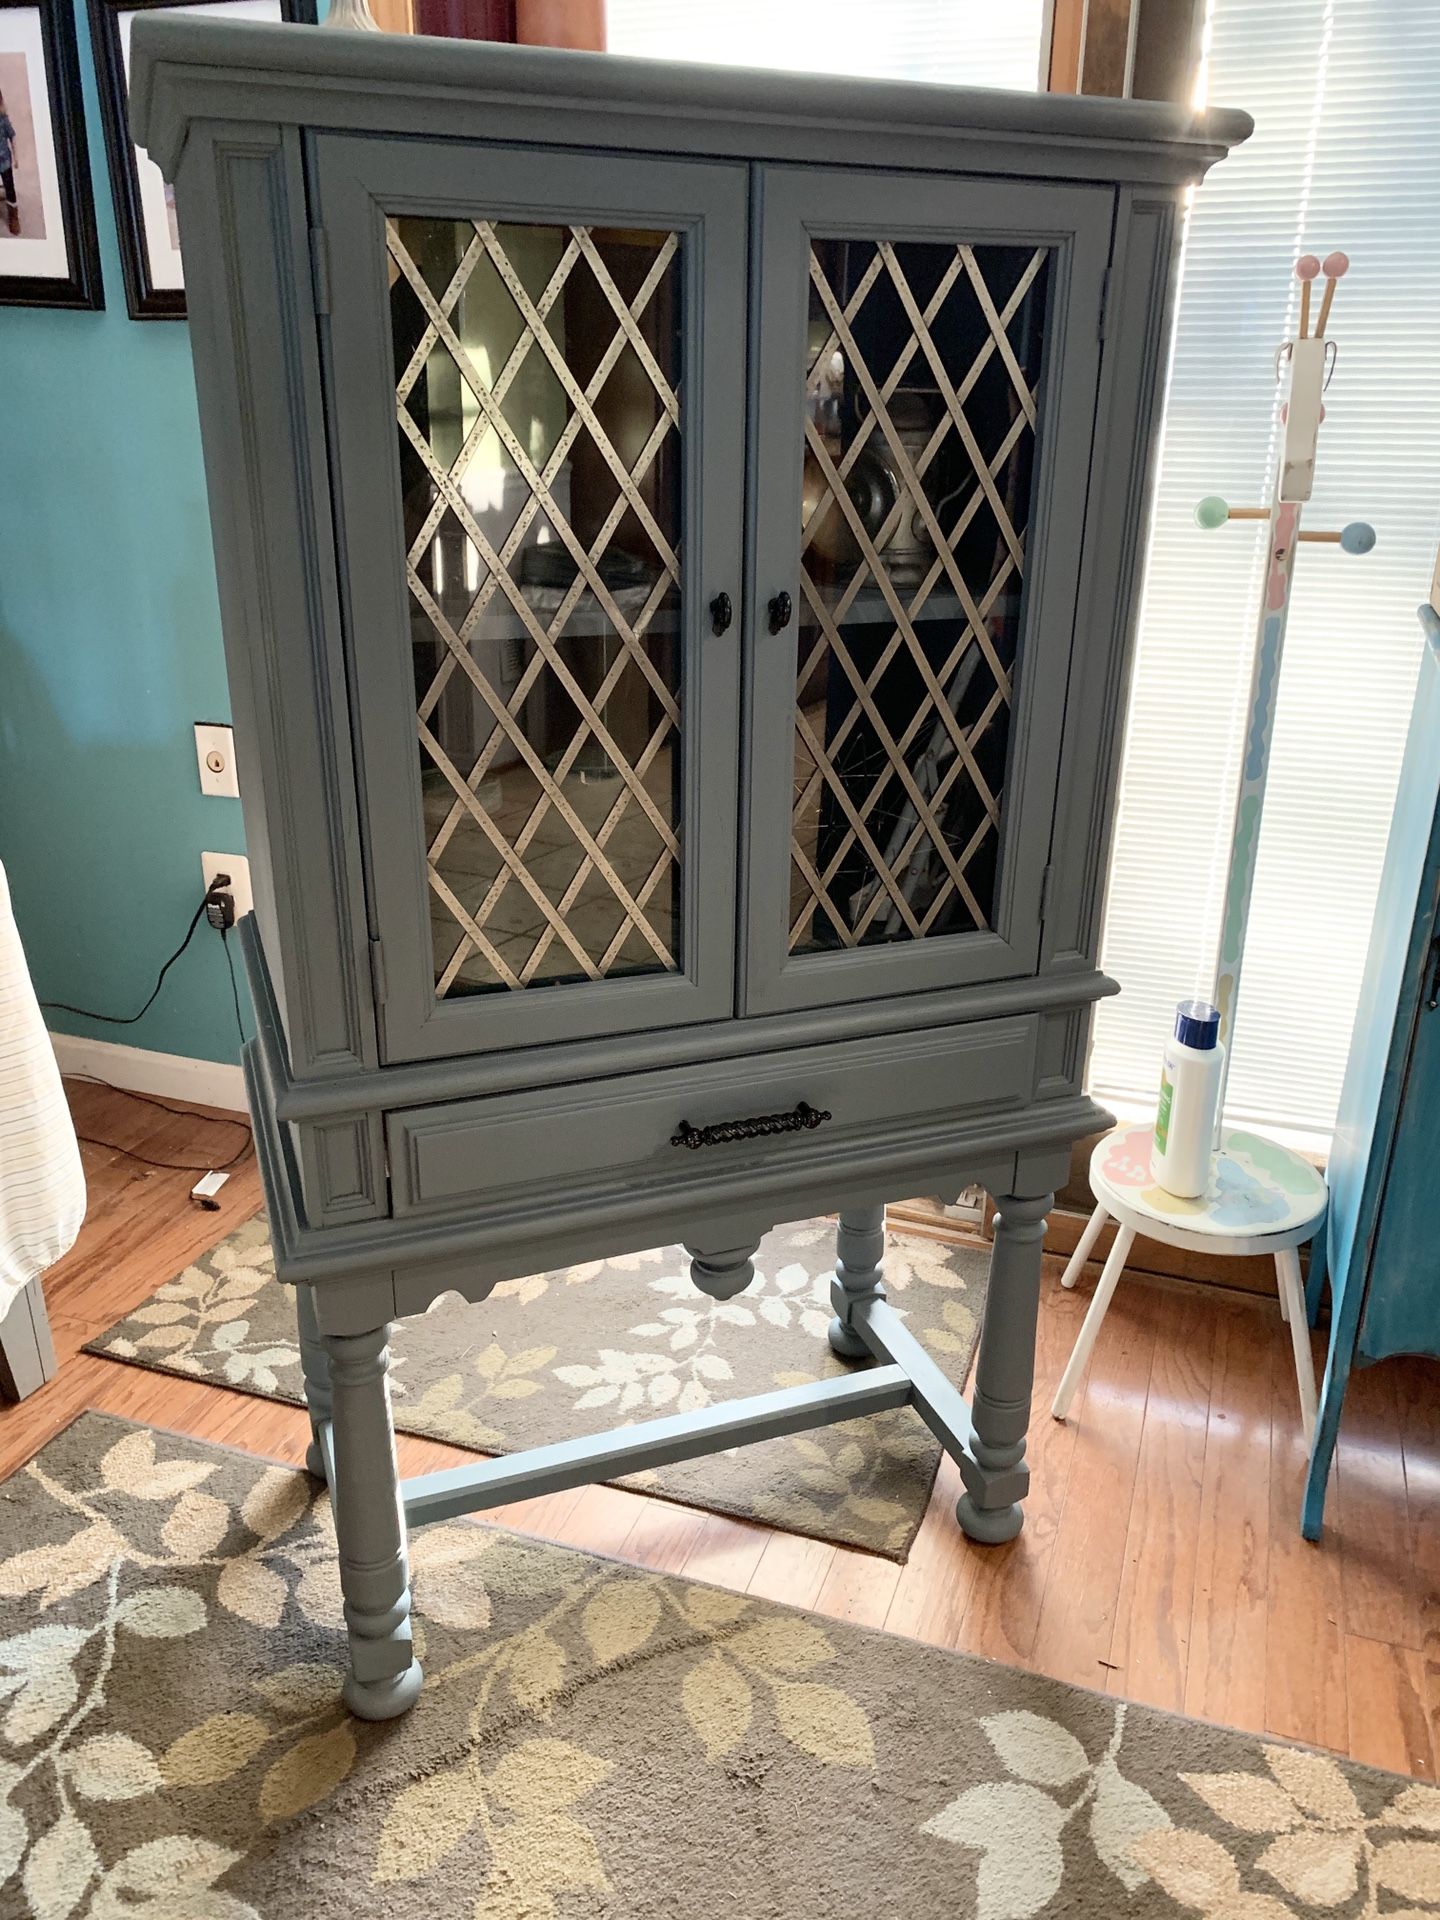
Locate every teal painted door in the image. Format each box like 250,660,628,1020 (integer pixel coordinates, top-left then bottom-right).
311,135,749,1063
739,167,1112,1017
1356,905,1440,1365
1303,612,1440,1539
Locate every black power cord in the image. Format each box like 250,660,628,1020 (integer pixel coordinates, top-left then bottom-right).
220,926,247,1053
203,875,251,1054
42,875,234,1025
68,1076,254,1173
47,874,255,1174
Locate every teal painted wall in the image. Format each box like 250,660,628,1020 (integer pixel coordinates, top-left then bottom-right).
0,0,245,1066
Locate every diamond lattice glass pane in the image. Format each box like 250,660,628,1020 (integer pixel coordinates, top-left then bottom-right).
790,236,1052,955
387,215,685,997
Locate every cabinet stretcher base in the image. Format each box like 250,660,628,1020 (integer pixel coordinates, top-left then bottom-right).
303,1192,1053,1717
307,1314,1004,1537
314,1365,912,1532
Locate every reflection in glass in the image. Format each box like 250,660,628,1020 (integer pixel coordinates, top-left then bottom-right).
790,236,1051,954
386,216,684,997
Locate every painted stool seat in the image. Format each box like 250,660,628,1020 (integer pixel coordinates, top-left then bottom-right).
1051,1122,1326,1437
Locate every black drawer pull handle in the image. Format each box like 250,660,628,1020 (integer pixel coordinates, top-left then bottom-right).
709,591,733,636
670,1100,831,1151
767,590,793,634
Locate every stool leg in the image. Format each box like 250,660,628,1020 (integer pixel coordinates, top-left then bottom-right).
1304,1224,1328,1328
1275,1247,1318,1443
1058,1203,1109,1290
1051,1222,1136,1421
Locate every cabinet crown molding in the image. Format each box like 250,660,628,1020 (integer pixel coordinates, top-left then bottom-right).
130,16,1250,184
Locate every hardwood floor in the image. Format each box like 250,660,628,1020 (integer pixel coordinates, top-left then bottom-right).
7,1078,1438,1779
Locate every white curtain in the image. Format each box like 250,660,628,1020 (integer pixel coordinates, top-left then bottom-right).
1089,0,1440,1145
604,0,1045,90
0,861,85,1306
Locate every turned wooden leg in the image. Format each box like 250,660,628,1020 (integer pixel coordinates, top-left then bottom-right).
828,1205,885,1359
294,1283,332,1482
684,1238,762,1302
957,1190,1052,1545
322,1324,423,1721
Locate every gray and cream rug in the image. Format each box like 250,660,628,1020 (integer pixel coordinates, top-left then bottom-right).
86,1218,986,1560
3,1412,1436,1919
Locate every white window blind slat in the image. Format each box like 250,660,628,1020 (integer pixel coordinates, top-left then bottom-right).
609,0,1439,1147
1091,0,1440,1144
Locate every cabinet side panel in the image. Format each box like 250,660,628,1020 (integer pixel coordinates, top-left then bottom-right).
173,122,377,1077
1042,191,1180,979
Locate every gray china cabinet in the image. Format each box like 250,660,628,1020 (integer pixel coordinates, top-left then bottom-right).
130,16,1248,1718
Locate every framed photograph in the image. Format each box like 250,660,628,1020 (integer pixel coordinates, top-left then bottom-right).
0,0,103,308
88,0,316,319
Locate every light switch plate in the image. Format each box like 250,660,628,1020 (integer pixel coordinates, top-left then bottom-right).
195,722,240,798
201,852,253,923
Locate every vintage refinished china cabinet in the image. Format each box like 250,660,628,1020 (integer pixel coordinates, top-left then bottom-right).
131,17,1247,1717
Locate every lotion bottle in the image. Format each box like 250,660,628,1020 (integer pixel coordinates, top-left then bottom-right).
1150,1000,1225,1199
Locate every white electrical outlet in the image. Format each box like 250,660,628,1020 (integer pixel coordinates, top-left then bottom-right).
201,852,253,923
194,723,240,798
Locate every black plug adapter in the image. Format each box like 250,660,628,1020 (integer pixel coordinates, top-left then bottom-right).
204,874,237,933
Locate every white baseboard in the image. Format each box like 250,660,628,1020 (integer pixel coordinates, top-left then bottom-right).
49,1033,247,1115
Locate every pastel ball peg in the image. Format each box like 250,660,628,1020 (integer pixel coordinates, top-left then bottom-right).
1195,495,1229,530
1340,521,1375,554
1295,254,1321,281
1322,250,1350,279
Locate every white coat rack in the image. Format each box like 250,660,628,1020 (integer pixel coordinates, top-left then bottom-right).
1193,250,1374,1118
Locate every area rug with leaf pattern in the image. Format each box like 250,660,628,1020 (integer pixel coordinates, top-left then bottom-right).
3,1413,1436,1920
85,1217,986,1561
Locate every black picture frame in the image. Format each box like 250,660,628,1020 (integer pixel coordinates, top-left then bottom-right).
0,0,103,309
88,0,316,320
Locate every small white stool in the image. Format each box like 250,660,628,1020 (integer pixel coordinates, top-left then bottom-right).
1051,1122,1325,1439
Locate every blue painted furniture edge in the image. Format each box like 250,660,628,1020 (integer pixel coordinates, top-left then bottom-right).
1303,604,1440,1539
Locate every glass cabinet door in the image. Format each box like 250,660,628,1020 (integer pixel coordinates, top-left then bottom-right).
312,138,747,1061
742,168,1112,1016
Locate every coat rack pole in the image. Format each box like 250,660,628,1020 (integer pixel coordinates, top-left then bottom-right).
1192,249,1372,1123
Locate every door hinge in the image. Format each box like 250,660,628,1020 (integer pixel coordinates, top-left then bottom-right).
368,936,388,1005
1098,266,1113,343
1038,863,1055,926
309,226,332,316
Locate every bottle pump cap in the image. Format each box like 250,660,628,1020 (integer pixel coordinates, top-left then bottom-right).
1174,1000,1220,1050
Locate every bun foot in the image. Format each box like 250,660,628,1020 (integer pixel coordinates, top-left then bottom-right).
956,1493,1023,1544
827,1314,870,1360
342,1659,423,1721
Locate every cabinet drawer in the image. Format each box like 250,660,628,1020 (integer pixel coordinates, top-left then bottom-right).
387,1015,1036,1216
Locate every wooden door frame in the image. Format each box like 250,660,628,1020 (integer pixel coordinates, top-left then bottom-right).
1045,0,1206,103
385,1,606,45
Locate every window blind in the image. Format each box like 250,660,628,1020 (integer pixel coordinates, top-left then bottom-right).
604,0,1045,91
1090,0,1440,1145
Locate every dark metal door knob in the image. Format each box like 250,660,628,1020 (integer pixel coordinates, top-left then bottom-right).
767,590,793,634
709,592,733,636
